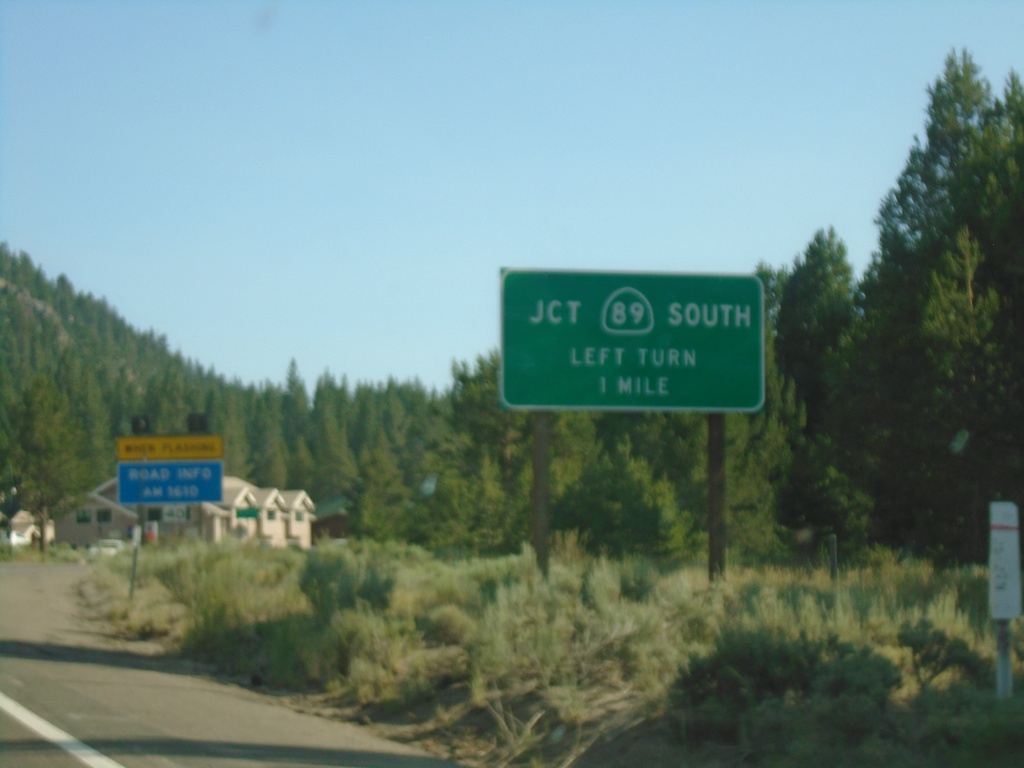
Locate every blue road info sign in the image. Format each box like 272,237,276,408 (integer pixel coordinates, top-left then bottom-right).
117,460,223,504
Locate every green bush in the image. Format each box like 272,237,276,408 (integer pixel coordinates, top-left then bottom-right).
672,630,903,747
580,555,662,612
354,554,397,610
299,544,396,625
813,647,902,707
580,558,621,610
330,608,421,702
898,619,987,688
675,630,821,713
618,555,662,602
245,615,315,687
951,695,1024,767
472,569,576,690
421,603,477,647
299,547,344,624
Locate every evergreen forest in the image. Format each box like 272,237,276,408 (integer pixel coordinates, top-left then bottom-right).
2,52,1022,566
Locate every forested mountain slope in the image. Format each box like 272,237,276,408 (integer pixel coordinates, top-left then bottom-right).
3,52,1021,564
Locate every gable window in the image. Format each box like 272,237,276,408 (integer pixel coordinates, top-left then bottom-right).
267,509,276,521
76,509,92,524
295,511,304,522
97,509,112,524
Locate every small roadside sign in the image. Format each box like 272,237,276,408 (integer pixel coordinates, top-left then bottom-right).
990,501,1022,620
116,434,224,461
162,507,190,522
990,500,1022,700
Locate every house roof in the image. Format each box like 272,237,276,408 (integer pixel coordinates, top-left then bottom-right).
221,477,258,509
199,500,230,518
93,476,118,500
86,491,138,521
279,490,315,512
251,487,283,509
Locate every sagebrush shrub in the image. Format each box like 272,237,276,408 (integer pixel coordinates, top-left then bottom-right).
300,547,347,624
299,544,396,625
675,630,821,712
897,619,987,688
672,630,903,746
422,603,477,646
813,646,902,706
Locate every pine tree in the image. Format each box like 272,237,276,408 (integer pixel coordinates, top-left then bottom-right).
837,51,1023,561
8,374,89,553
353,437,409,540
776,228,856,434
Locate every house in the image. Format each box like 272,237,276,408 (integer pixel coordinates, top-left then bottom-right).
55,490,136,548
7,509,55,546
310,495,349,542
57,475,316,549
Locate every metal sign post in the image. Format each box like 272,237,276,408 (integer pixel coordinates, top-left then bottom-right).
707,413,726,581
129,523,142,600
531,412,552,576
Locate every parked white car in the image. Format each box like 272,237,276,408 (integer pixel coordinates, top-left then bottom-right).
88,538,127,559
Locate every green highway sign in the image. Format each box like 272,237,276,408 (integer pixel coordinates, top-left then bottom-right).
500,269,764,411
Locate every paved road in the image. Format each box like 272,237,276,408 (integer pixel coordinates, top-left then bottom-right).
0,563,458,768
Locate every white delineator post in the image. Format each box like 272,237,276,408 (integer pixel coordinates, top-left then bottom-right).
989,501,1022,699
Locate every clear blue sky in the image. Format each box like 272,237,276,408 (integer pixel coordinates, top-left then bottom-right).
2,1,1021,393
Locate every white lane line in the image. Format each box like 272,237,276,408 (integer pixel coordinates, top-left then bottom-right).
0,688,127,768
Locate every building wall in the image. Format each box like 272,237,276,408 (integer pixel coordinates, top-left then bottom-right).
311,514,348,543
203,513,227,545
260,510,287,547
287,511,313,548
55,507,134,547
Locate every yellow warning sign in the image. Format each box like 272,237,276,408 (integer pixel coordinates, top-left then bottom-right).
116,434,224,461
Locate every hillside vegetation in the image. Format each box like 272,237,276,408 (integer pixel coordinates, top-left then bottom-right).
3,50,1024,566
91,539,1024,767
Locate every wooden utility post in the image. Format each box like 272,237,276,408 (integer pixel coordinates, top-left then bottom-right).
707,413,726,582
531,411,552,577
